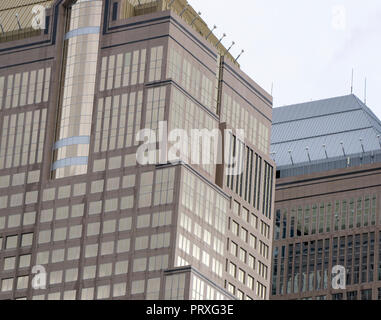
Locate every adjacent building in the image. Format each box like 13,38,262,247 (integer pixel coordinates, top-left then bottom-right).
270,94,381,300
0,0,274,300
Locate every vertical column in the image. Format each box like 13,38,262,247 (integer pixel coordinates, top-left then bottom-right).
52,0,102,179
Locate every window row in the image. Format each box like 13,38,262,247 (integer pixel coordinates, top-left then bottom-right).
0,67,51,111
275,195,377,240
190,275,227,301
0,211,36,230
33,282,127,300
177,234,223,278
0,190,38,209
272,231,378,296
227,260,257,291
226,282,254,300
231,200,262,234
226,134,274,218
179,212,224,256
0,109,47,169
181,168,228,234
169,86,218,177
221,92,259,149
99,48,148,91
94,91,142,153
93,153,137,172
0,233,33,251
0,170,40,188
167,44,217,114
229,219,260,254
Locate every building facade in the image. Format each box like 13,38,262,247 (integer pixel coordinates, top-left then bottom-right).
270,95,381,300
0,0,274,300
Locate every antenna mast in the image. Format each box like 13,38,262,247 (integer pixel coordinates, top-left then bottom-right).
351,68,354,94
364,78,367,104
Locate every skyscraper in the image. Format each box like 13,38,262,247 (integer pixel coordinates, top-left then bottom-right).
0,0,274,300
270,94,381,300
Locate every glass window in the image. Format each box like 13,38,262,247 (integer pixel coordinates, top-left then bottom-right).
0,175,10,188
122,174,136,188
27,170,40,184
137,214,150,229
1,278,13,292
4,256,16,270
73,183,86,196
81,287,94,300
131,280,145,295
106,177,120,191
108,156,122,170
65,268,78,282
85,244,98,258
87,222,100,236
83,266,96,280
23,212,36,225
38,230,50,244
133,258,147,272
71,203,84,217
8,214,21,228
63,290,76,300
101,241,114,256
98,263,112,277
67,246,80,260
361,289,372,300
89,201,102,215
91,180,104,193
93,159,106,172
105,198,118,213
135,236,149,250
103,220,116,234
50,271,63,285
117,239,130,253
139,172,154,208
43,188,56,202
10,194,23,207
12,173,25,186
97,285,110,299
115,261,129,275
53,227,67,242
69,225,82,239
25,191,38,204
113,283,126,297
36,251,49,265
19,254,31,268
52,249,65,263
16,275,28,289
120,195,134,210
119,217,132,231
6,235,18,249
56,206,69,220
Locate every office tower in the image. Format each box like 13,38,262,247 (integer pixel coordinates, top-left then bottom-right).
270,94,381,300
0,0,274,300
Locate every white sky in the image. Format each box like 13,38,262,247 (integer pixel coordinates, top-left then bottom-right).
189,0,381,119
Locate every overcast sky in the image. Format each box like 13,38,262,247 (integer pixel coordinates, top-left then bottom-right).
189,0,381,119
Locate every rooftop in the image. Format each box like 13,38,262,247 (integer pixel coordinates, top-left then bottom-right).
0,0,240,66
119,0,239,66
0,0,53,42
271,94,381,173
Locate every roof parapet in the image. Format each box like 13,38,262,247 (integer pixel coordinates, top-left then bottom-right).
119,0,240,67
